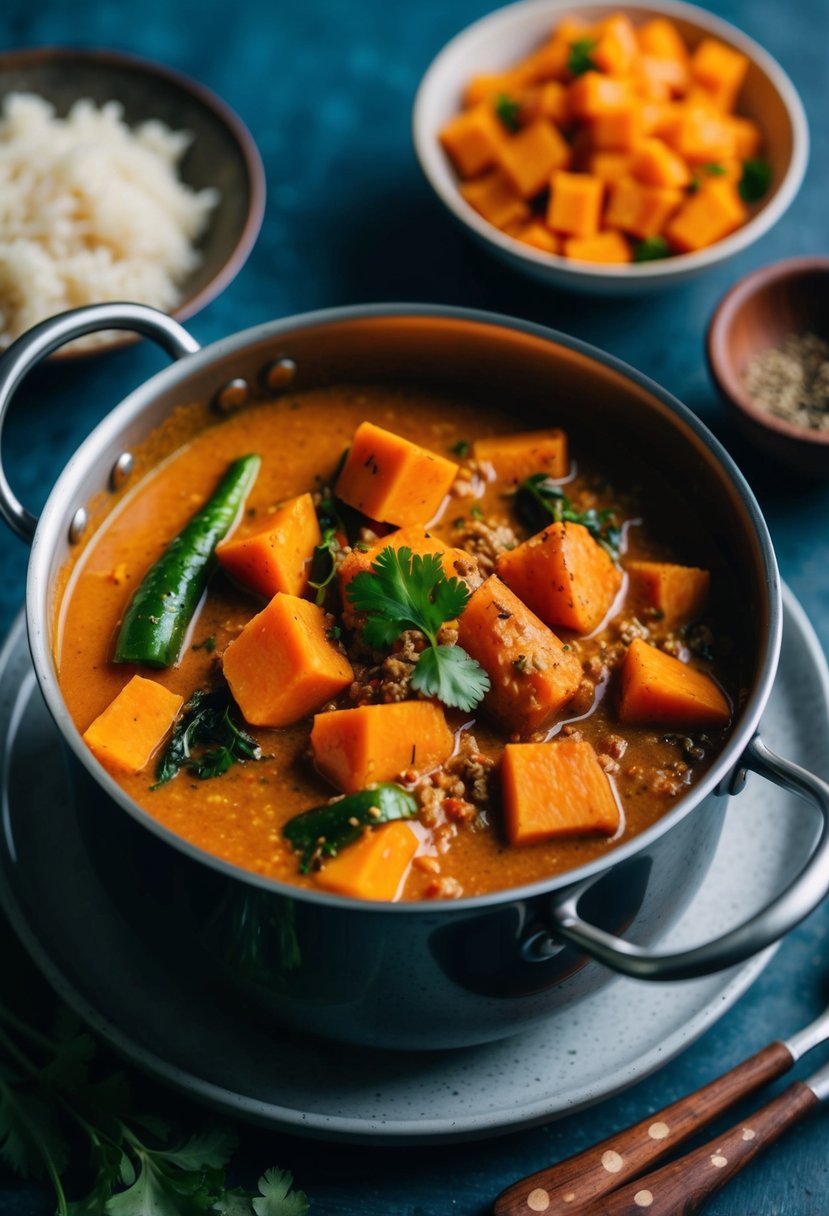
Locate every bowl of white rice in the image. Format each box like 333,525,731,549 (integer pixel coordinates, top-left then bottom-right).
0,47,266,355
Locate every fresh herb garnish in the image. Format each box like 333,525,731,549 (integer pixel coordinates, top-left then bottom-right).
470,504,483,519
703,161,727,176
346,546,490,711
192,635,216,653
0,997,307,1214
153,688,262,787
494,94,521,133
568,37,598,76
515,474,622,558
739,158,772,203
283,782,417,873
632,235,669,263
326,624,343,641
308,524,340,606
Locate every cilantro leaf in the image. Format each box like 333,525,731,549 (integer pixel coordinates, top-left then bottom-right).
568,37,598,76
411,645,491,713
632,235,669,263
346,546,489,711
739,158,772,203
252,1168,309,1216
494,94,521,133
152,689,262,787
515,475,622,559
152,1125,237,1171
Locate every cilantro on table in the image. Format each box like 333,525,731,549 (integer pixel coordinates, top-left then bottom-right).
152,688,262,787
568,37,598,76
739,158,772,203
515,474,622,559
284,783,418,873
346,545,490,712
494,94,521,133
632,235,669,263
0,999,308,1215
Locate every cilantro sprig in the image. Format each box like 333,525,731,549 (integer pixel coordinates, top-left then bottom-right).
494,93,521,133
739,158,772,203
568,37,598,76
346,546,490,712
152,688,262,787
0,998,308,1215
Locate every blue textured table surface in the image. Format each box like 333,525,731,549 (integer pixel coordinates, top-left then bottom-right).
1,0,828,1213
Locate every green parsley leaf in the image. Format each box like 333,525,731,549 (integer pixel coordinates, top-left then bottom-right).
568,37,598,76
515,474,622,559
494,94,521,133
152,689,262,787
449,438,471,457
284,783,418,873
632,235,669,263
739,158,772,203
253,1168,309,1216
346,546,489,710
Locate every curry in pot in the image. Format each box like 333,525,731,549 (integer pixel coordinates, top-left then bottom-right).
57,384,741,901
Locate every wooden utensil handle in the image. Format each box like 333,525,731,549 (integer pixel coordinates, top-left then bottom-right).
575,1081,819,1215
493,1041,792,1215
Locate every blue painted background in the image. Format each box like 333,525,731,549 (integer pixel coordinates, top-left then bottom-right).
0,0,828,1212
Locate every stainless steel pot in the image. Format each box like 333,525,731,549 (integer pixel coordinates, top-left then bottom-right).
3,300,829,1050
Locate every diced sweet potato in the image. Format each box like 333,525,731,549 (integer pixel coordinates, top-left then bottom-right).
311,702,454,793
626,560,710,628
463,72,523,108
537,80,568,124
635,56,687,100
568,72,632,121
589,151,633,182
496,521,622,634
83,676,183,776
564,230,631,264
636,17,690,66
456,575,582,736
223,594,353,727
217,492,320,599
618,638,730,728
547,171,604,238
515,221,561,254
605,178,683,239
591,13,638,76
460,169,532,231
665,179,747,252
315,820,419,901
501,739,620,844
725,114,762,159
690,38,749,112
335,421,458,528
473,428,568,485
338,525,476,627
498,119,572,198
632,137,692,189
590,107,644,152
438,103,507,177
664,107,738,163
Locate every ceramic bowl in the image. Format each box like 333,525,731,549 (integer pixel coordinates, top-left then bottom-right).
413,0,809,295
0,47,266,357
707,257,829,476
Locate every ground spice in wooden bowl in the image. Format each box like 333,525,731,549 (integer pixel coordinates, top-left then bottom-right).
742,332,829,431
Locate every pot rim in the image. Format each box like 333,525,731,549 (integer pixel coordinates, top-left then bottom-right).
26,302,782,915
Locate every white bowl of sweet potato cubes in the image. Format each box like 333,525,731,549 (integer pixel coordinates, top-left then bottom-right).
413,0,809,293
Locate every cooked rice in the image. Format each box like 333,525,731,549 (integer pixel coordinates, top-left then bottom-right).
0,93,219,350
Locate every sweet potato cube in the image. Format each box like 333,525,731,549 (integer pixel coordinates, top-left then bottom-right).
605,178,683,239
725,115,762,159
690,38,749,112
463,72,523,108
665,179,747,252
632,137,692,189
460,170,531,231
335,421,458,528
473,427,568,486
567,73,632,121
564,231,631,264
311,702,454,793
618,638,730,728
339,524,476,626
315,820,419,901
439,103,507,178
456,576,582,736
589,151,633,182
498,120,572,198
496,521,622,634
591,13,638,76
223,594,353,727
590,107,645,152
636,17,690,66
515,221,560,254
626,561,710,628
635,56,687,100
538,80,568,124
83,676,183,776
502,739,620,845
665,107,738,163
547,171,604,238
217,492,320,600
513,33,574,85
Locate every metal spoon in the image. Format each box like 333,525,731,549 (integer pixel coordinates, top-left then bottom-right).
494,1001,829,1215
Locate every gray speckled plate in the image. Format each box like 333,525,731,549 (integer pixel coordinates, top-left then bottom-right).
0,584,826,1145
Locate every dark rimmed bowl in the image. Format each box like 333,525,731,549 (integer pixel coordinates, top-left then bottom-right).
708,256,829,476
0,47,266,358
2,300,829,1050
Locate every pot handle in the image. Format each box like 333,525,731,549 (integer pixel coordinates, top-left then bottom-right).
545,735,829,981
0,302,200,544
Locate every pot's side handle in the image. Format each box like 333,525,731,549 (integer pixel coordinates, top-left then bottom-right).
0,303,201,544
546,736,829,981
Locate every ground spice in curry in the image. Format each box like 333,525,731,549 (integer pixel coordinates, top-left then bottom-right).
742,331,829,431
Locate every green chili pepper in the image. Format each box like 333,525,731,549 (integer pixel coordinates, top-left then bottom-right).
114,453,261,668
283,783,418,874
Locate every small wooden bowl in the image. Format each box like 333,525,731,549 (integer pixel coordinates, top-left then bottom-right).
707,257,829,476
0,47,266,358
